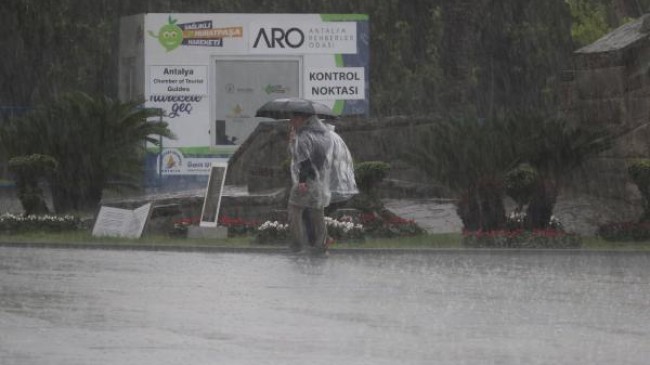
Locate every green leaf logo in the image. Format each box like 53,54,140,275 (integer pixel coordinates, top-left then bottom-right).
148,16,183,52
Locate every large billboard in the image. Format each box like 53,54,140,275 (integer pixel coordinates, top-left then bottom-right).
119,13,369,178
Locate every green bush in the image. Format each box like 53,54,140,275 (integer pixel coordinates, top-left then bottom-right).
8,154,58,216
505,163,538,209
354,161,390,194
0,92,175,213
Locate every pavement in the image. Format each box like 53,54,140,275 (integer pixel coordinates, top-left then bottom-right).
383,193,644,236
382,198,463,234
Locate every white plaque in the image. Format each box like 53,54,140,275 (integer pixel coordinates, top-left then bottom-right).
92,203,153,239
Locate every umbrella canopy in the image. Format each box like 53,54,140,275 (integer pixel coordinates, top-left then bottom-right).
255,97,338,120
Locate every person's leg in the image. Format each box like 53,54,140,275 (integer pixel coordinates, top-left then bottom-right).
288,204,308,252
302,209,315,245
306,207,327,252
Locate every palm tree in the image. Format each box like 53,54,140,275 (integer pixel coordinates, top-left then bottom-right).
511,113,617,229
0,91,175,213
408,116,518,231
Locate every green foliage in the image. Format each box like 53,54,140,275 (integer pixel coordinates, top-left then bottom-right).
409,111,616,231
505,163,539,209
567,0,612,47
409,117,516,191
512,114,615,179
507,111,616,229
7,154,58,177
441,0,573,116
627,159,650,220
8,154,58,216
0,92,175,213
370,1,443,115
354,161,391,194
408,116,516,231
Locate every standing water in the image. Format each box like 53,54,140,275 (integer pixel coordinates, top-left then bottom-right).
1,247,649,365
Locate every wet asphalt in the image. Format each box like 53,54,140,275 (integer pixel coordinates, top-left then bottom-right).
1,246,649,365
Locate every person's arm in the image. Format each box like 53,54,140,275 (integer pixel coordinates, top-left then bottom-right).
298,159,316,183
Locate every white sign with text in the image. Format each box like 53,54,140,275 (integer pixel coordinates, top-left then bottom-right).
248,22,357,54
150,65,208,95
92,203,153,239
304,67,365,100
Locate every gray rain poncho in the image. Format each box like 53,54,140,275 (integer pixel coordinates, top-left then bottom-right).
289,116,358,208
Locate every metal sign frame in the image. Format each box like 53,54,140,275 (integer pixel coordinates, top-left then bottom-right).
199,161,229,227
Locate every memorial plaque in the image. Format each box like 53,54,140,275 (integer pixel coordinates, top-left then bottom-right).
92,203,153,238
200,162,228,227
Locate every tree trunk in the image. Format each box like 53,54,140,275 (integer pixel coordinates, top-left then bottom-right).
525,179,558,229
457,178,506,231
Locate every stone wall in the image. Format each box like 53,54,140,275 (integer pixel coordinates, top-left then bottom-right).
562,40,650,208
225,116,444,197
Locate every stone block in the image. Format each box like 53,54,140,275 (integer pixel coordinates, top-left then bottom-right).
575,67,625,99
625,95,650,122
187,225,228,239
573,99,624,126
247,165,289,193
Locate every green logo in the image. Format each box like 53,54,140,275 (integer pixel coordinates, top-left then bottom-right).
148,16,183,52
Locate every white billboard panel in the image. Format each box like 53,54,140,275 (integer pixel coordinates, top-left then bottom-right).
121,13,369,177
248,22,357,54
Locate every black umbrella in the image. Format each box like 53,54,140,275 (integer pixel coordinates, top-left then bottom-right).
255,97,338,120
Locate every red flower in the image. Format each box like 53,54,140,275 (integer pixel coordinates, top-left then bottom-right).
218,215,258,227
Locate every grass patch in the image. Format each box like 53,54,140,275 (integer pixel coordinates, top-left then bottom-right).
0,232,463,250
0,231,252,248
335,233,462,249
581,236,650,251
2,231,650,251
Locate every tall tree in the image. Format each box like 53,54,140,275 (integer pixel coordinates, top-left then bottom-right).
440,0,478,114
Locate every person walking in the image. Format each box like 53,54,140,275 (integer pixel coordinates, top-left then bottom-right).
287,112,357,253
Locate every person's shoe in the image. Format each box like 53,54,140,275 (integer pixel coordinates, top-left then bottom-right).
324,237,335,249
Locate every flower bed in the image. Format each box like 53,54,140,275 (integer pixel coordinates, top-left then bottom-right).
325,216,364,241
597,221,650,241
254,217,365,245
462,229,581,248
255,220,290,245
170,216,259,237
170,211,422,244
360,212,424,238
0,213,81,234
219,216,259,237
170,216,200,237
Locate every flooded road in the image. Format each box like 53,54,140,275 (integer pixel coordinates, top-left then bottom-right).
1,247,649,364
